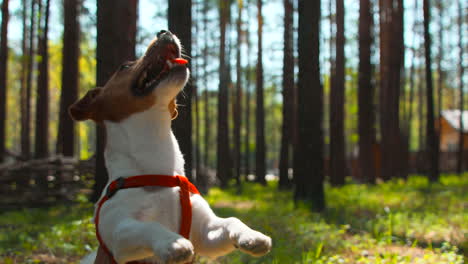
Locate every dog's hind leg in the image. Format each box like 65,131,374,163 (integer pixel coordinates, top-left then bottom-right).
105,218,195,264
190,196,272,259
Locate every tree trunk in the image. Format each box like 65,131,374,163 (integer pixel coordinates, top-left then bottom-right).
407,46,416,141
233,0,243,191
294,0,325,212
169,0,193,182
19,0,27,160
279,0,294,189
255,0,266,185
34,0,50,159
456,0,465,174
244,3,252,180
25,0,36,159
199,0,209,193
92,0,137,202
217,1,232,188
193,0,203,189
330,0,346,186
194,79,200,177
358,0,376,184
379,0,404,181
418,67,425,159
57,0,79,157
423,0,439,182
0,0,9,162
436,0,444,138
21,0,36,160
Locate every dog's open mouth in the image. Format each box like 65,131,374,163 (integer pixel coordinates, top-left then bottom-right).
132,39,188,96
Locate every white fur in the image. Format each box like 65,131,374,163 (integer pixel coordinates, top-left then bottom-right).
81,69,271,264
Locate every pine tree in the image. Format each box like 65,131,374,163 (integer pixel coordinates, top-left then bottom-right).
169,0,193,182
423,0,439,181
358,0,376,184
34,0,50,159
233,0,243,190
379,0,405,180
21,0,36,160
217,0,233,188
255,0,266,185
0,0,9,162
279,0,294,189
330,0,346,186
294,0,325,212
456,0,465,174
57,0,80,157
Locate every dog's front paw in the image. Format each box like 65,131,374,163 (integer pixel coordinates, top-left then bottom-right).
235,230,272,257
158,237,195,264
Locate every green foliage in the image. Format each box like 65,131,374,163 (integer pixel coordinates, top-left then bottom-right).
201,175,466,264
0,202,96,263
1,175,466,263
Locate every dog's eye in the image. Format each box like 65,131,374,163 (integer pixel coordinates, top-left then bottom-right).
119,63,131,71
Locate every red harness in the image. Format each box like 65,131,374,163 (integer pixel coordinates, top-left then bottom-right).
95,175,200,264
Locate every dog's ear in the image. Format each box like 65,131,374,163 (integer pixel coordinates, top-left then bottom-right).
169,98,178,120
69,87,103,121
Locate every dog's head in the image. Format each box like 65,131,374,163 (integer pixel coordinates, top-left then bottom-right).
69,30,189,123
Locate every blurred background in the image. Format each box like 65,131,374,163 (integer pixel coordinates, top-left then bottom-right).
0,0,466,263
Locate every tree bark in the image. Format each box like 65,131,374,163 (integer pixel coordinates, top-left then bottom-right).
358,0,376,184
201,1,211,178
436,0,444,139
294,0,325,212
330,0,346,186
0,0,9,162
34,0,50,159
193,0,203,190
57,0,79,157
423,0,439,182
456,0,465,174
21,0,36,160
92,0,137,202
255,0,266,185
279,0,294,189
233,0,243,191
418,67,425,157
244,2,252,180
216,0,232,188
19,0,27,160
169,0,193,182
379,0,405,180
25,0,36,159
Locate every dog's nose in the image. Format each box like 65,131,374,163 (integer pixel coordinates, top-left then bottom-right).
157,30,171,38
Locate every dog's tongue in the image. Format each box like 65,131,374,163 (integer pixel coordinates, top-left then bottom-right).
171,58,188,65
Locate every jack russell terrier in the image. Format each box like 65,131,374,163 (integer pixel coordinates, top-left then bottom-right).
70,30,272,264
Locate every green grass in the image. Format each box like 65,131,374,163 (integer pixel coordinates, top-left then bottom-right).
1,174,466,263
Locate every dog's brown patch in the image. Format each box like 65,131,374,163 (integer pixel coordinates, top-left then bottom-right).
69,59,158,123
69,32,183,123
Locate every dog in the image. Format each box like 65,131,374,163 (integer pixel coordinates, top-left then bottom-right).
70,30,272,264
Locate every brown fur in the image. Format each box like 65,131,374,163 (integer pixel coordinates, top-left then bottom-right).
68,63,158,123
69,35,181,123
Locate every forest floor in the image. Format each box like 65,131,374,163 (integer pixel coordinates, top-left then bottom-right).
0,174,466,264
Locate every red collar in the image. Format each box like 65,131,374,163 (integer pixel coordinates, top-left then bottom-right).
95,175,200,264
